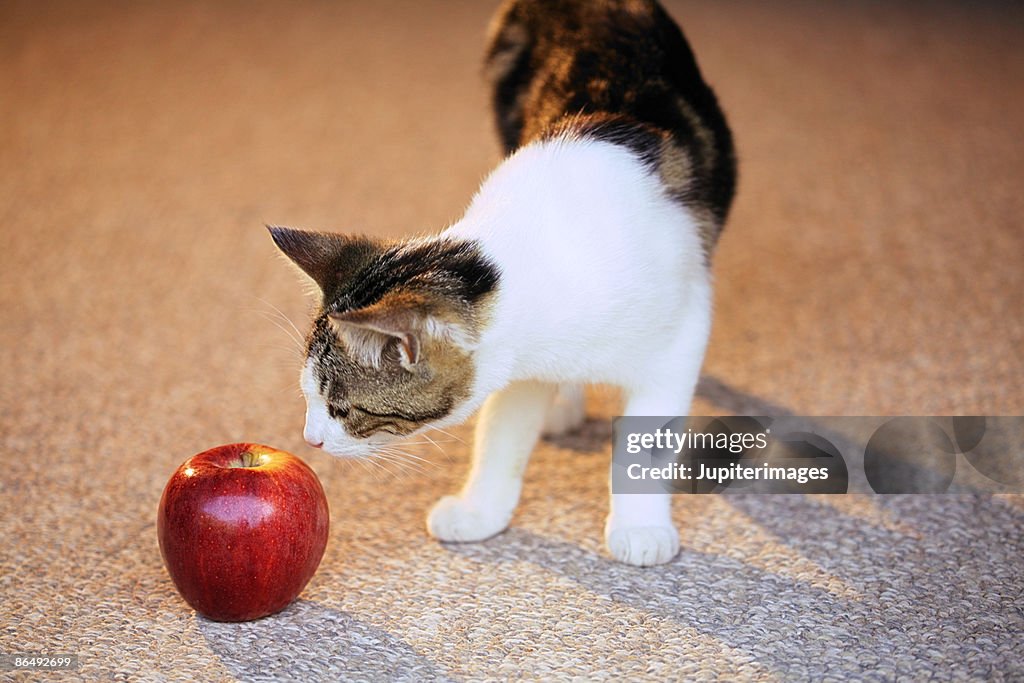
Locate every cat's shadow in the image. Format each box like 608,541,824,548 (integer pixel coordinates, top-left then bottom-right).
437,525,918,672
196,599,454,682
541,417,611,452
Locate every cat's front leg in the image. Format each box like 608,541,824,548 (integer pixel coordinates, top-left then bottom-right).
427,380,556,543
606,391,683,566
606,327,709,566
606,491,679,567
606,395,681,565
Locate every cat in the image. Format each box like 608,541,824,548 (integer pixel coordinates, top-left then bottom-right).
270,0,735,566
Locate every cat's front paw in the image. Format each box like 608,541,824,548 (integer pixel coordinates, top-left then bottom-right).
605,524,680,567
426,495,512,543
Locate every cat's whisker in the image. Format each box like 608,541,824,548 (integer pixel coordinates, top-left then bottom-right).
376,446,428,466
249,297,307,358
366,452,420,478
255,310,305,355
429,427,467,446
376,446,433,472
253,321,304,358
391,439,457,449
250,301,298,334
258,341,305,363
255,296,306,345
418,433,452,462
270,383,303,400
379,445,437,469
353,454,385,482
351,451,389,479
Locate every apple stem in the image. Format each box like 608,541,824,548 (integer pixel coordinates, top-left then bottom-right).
232,452,263,468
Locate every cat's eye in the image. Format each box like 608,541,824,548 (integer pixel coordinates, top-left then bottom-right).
327,404,349,419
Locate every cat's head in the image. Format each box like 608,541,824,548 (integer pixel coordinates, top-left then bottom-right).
269,226,499,457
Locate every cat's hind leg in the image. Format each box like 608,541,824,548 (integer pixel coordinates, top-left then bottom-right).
427,380,556,542
542,383,586,437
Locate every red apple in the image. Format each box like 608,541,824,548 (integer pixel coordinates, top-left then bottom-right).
157,443,329,622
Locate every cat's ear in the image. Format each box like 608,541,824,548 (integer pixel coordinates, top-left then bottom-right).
328,291,429,369
268,225,380,296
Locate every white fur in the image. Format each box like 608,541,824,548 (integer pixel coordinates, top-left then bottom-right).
542,383,587,437
311,138,714,566
301,360,370,456
434,138,712,566
427,380,556,542
448,138,710,396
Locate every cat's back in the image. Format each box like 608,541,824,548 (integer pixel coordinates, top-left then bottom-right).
486,0,736,248
487,0,687,143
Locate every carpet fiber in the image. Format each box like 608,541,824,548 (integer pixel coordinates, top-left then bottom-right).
2,1,1022,680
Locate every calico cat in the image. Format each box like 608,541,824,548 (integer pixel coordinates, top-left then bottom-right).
270,0,735,566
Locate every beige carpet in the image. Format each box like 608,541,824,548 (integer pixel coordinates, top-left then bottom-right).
2,0,1022,680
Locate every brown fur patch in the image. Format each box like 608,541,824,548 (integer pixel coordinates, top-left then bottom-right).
655,137,720,258
279,231,499,439
308,287,497,438
485,0,736,252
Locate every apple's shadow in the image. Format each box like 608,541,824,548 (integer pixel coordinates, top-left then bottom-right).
196,599,454,682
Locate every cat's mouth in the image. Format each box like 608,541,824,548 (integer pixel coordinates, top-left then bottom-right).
319,441,376,459
319,430,405,459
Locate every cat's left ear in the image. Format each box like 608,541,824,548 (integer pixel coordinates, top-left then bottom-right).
328,292,430,369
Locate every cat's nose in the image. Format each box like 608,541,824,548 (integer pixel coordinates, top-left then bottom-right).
303,413,325,448
303,423,324,449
